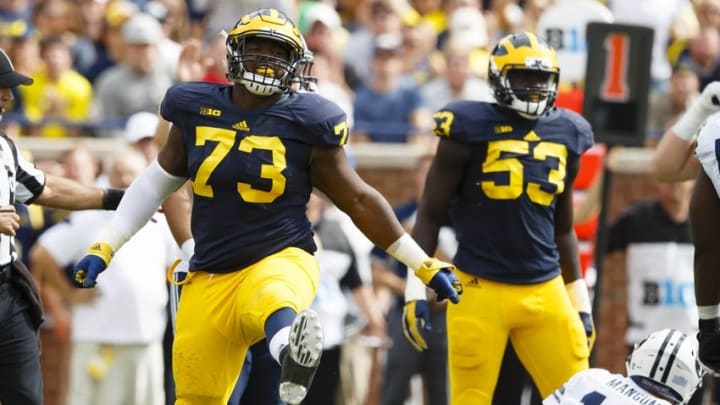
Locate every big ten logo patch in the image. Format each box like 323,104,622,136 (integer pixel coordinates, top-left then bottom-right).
642,279,694,307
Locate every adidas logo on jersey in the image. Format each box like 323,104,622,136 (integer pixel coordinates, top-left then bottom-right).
494,125,513,134
233,120,250,131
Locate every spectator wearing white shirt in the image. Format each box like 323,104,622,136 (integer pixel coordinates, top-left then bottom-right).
29,150,177,405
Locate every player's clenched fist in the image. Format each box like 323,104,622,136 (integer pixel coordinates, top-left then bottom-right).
73,242,114,288
414,258,463,303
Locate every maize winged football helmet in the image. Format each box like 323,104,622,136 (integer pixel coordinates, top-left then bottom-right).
488,32,559,119
226,8,306,96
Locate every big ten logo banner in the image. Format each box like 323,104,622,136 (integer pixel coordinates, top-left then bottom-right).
642,279,694,308
536,0,614,87
582,23,653,147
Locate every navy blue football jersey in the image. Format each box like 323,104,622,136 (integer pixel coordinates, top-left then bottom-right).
433,102,594,283
161,82,349,273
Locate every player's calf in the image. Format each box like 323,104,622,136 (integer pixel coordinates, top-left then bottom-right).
278,309,323,405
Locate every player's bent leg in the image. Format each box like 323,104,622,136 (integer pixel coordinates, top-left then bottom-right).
278,309,324,404
447,272,510,405
245,247,320,337
511,277,589,398
239,248,322,404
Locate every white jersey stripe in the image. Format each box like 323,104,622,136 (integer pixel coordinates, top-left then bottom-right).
0,135,45,266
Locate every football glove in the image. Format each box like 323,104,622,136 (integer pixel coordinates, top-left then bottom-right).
580,312,596,351
414,258,462,304
698,324,720,376
402,300,431,351
73,242,114,288
566,279,595,350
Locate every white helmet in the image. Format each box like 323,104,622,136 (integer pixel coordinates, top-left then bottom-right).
626,329,705,404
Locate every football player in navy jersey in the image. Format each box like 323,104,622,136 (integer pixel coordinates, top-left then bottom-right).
70,8,462,405
402,32,595,404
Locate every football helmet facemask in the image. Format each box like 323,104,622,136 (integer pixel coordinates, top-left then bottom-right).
291,49,318,93
488,32,559,119
626,329,705,404
226,8,305,96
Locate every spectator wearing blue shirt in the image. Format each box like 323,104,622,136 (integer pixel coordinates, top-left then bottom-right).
352,33,432,144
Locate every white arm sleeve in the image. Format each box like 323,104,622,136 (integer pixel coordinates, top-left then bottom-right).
100,159,186,249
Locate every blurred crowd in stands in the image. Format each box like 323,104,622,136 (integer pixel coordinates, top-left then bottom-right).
7,0,720,404
0,0,716,145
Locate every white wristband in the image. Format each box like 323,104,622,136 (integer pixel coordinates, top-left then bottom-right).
671,102,712,141
96,225,129,251
386,233,429,272
698,305,720,320
566,279,592,313
404,269,427,301
180,238,195,261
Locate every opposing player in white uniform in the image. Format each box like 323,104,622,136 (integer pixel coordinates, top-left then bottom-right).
650,81,720,375
690,111,720,375
544,329,704,405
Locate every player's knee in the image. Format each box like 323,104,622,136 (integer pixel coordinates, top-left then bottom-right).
453,389,490,405
175,395,226,405
255,282,300,313
449,331,483,369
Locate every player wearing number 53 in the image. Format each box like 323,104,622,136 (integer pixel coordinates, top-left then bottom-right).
404,32,594,404
71,8,461,405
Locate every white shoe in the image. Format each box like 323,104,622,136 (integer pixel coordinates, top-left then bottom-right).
278,309,324,405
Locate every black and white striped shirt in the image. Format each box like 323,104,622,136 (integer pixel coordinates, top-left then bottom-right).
0,134,45,265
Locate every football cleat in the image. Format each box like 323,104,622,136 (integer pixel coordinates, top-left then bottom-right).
278,309,324,404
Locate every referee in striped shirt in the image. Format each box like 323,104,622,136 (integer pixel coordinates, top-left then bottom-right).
0,48,124,405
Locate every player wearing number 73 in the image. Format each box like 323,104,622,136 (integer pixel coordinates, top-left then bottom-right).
70,8,461,405
403,32,594,404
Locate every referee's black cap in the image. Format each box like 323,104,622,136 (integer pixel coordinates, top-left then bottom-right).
0,48,32,88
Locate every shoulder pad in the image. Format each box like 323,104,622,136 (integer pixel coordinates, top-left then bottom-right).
555,108,594,155
432,101,499,142
160,82,225,127
285,93,349,146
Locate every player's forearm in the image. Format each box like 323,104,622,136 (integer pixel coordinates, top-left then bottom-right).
162,182,193,247
556,230,582,282
651,132,699,182
342,188,406,250
101,160,186,250
34,175,107,210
